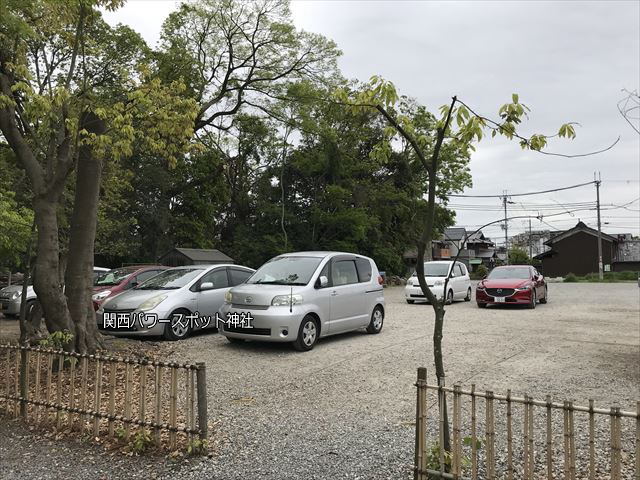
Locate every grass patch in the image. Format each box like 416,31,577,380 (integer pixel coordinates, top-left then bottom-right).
563,271,638,283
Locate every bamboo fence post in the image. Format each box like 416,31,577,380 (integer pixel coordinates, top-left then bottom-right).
563,401,570,479
568,401,576,480
124,362,132,440
169,366,177,449
588,399,595,480
19,349,29,419
34,351,41,422
68,356,76,429
154,364,162,444
471,384,478,480
55,352,63,428
45,354,52,422
93,359,102,436
612,406,621,480
414,367,427,480
13,349,19,417
196,362,208,441
506,389,513,480
547,395,554,480
139,363,147,426
486,390,495,480
108,362,116,437
67,357,78,430
79,356,88,432
528,396,535,479
4,349,10,415
19,349,28,418
524,395,530,480
635,401,639,480
452,384,461,478
189,368,196,444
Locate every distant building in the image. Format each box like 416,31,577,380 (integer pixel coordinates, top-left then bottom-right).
510,230,552,258
404,226,497,272
534,221,639,276
158,247,234,267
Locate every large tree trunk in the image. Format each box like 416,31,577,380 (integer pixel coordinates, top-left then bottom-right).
32,194,73,337
64,113,105,354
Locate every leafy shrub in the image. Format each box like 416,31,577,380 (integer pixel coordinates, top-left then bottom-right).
425,436,482,478
563,273,578,282
475,264,488,279
38,330,74,349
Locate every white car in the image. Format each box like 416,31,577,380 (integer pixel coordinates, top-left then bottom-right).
404,261,472,304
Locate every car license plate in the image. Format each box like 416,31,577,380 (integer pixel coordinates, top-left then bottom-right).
494,297,505,303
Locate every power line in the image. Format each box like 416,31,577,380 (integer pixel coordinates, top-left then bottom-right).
450,180,596,198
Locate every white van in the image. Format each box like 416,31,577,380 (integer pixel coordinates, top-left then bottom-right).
404,261,471,304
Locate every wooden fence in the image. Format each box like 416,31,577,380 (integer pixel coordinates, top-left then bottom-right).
0,344,208,450
413,368,639,480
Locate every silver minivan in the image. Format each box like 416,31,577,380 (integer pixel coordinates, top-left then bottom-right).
219,252,385,351
97,264,254,340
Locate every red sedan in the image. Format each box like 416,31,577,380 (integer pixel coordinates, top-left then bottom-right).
92,265,167,310
476,265,548,309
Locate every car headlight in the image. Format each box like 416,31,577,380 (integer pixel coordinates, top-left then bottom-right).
434,280,444,286
271,294,303,306
477,285,485,291
135,294,168,312
92,290,112,301
11,291,22,300
516,285,532,291
224,291,233,303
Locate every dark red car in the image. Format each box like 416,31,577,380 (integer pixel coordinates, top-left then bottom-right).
92,265,167,310
476,265,547,309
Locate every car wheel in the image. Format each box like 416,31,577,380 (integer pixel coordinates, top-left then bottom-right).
539,287,548,304
366,306,384,334
464,288,472,302
406,299,415,304
528,290,537,309
26,300,37,319
293,315,319,351
477,302,486,309
163,309,192,341
445,290,454,305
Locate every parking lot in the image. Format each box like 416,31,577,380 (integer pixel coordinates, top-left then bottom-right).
1,282,638,479
164,282,639,479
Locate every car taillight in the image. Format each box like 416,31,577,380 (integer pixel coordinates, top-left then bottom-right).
378,275,384,285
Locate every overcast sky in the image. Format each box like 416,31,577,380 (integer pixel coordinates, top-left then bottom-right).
103,0,640,241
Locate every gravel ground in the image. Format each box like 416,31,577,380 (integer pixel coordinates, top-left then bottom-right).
1,282,639,479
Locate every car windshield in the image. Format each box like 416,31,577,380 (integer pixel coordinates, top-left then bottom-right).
488,267,531,280
412,263,451,277
135,268,202,290
94,268,135,286
246,256,322,286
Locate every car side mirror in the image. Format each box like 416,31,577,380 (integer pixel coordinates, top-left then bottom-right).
200,282,214,291
317,275,328,288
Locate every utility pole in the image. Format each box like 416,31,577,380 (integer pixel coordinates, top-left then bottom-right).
502,191,509,264
528,218,532,259
595,172,603,280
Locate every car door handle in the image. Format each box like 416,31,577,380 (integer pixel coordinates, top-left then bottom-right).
331,291,338,296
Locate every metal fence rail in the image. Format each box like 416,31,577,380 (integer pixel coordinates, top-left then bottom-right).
413,367,639,480
0,344,208,450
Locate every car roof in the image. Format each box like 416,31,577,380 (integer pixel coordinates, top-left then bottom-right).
494,265,531,268
277,251,370,259
164,264,250,270
423,260,459,265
